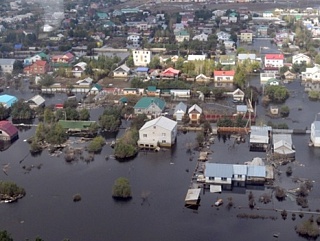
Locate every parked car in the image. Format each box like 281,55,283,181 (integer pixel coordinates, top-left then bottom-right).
215,198,223,206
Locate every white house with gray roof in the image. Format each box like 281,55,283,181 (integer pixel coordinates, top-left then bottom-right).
173,102,187,121
249,126,272,151
0,59,16,74
27,95,45,109
138,116,177,148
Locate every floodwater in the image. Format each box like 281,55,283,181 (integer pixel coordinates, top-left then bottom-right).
1,40,320,240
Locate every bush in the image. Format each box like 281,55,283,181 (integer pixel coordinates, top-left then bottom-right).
280,105,290,117
73,194,81,202
296,196,308,208
281,210,288,220
295,218,320,239
286,166,293,176
275,187,286,201
87,136,105,153
112,177,132,199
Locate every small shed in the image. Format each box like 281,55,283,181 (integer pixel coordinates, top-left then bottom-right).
27,95,45,109
273,134,295,159
249,126,271,152
269,106,279,115
173,102,187,121
185,188,201,206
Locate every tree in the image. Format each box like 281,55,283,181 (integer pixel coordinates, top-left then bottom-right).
39,74,54,87
264,85,289,103
126,55,134,67
112,177,132,199
280,105,290,117
11,100,34,120
0,230,13,241
295,218,320,239
234,66,246,88
44,108,54,123
148,56,161,69
46,123,68,145
196,132,205,147
0,104,10,120
99,114,120,132
79,108,90,121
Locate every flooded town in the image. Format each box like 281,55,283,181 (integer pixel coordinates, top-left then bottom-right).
1,0,320,240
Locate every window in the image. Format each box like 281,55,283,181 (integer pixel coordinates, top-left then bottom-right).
162,133,166,137
153,126,156,129
209,177,215,180
221,177,227,181
237,175,242,178
162,140,166,143
143,134,147,138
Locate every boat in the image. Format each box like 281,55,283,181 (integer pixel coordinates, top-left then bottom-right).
214,198,223,206
273,233,280,238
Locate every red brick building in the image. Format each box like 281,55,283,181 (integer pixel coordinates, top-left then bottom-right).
24,60,49,75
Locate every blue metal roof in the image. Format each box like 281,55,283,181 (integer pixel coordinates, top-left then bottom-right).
136,67,149,72
0,94,18,107
247,165,266,178
205,163,233,178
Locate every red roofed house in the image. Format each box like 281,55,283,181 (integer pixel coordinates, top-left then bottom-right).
52,52,75,64
161,67,180,78
0,121,19,142
264,54,284,68
23,60,49,75
213,70,235,89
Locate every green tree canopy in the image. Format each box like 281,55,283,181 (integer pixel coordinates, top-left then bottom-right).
112,177,132,198
265,85,289,103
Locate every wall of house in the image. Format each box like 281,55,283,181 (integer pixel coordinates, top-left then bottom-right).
0,131,11,141
138,125,173,147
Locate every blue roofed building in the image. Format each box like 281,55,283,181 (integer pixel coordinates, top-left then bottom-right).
204,163,233,189
0,94,18,108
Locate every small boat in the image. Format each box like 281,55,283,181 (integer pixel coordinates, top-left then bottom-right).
273,233,280,238
214,198,223,206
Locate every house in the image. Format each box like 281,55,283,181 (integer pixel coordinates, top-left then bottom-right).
90,84,102,95
173,102,187,121
175,30,190,43
249,125,271,151
170,89,191,99
231,88,245,102
223,41,236,50
264,54,284,68
138,116,177,148
283,70,296,81
292,53,311,65
188,104,202,123
146,86,160,97
161,67,180,78
133,49,152,67
134,97,166,116
0,94,18,108
263,11,273,18
23,60,48,75
273,134,295,159
27,95,45,109
72,62,87,78
135,67,149,77
0,121,19,142
187,55,206,61
311,120,320,147
51,52,74,64
192,33,208,41
240,29,253,43
301,64,320,82
246,165,266,184
260,72,276,85
257,25,268,37
0,59,16,74
76,77,93,87
266,78,280,86
232,164,247,187
236,105,248,115
219,55,236,66
237,54,257,63
123,88,138,95
195,74,210,83
213,70,235,88
204,163,233,190
216,31,231,41
113,64,131,78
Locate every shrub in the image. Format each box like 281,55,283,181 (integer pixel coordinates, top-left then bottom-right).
87,136,105,153
275,187,286,201
73,194,81,202
286,166,293,176
296,196,308,208
295,218,320,239
281,210,288,220
112,177,132,199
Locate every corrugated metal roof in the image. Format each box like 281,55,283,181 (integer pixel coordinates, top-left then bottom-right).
0,121,18,137
233,165,247,175
174,102,187,113
188,104,202,114
134,97,166,110
236,105,247,112
205,163,233,178
28,95,45,106
0,94,18,108
273,134,292,146
140,116,177,132
247,165,266,178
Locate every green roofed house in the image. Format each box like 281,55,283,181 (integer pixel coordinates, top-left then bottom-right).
134,97,166,116
90,84,102,95
58,120,97,135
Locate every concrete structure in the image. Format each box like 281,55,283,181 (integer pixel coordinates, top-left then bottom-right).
23,60,48,75
264,54,284,68
301,64,320,82
138,116,177,148
133,49,152,67
72,62,87,78
240,29,253,43
292,53,311,65
0,59,16,74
